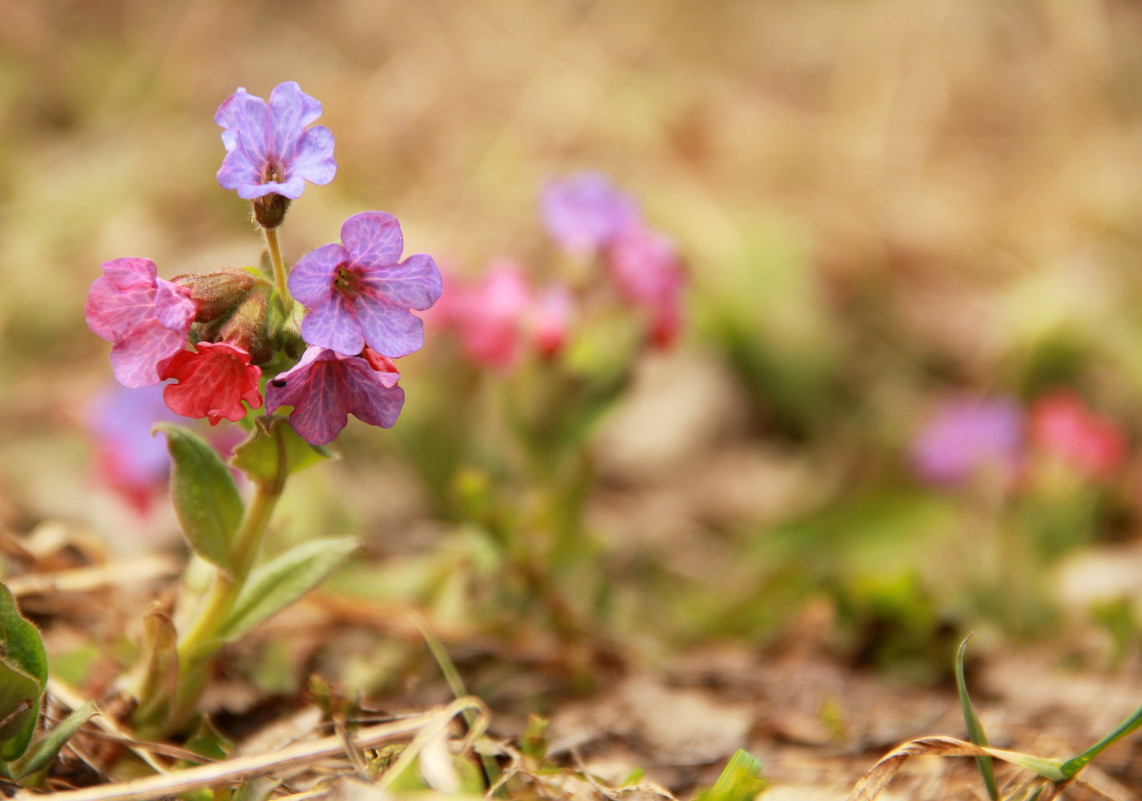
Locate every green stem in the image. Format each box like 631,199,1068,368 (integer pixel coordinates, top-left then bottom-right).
263,226,292,312
163,424,289,733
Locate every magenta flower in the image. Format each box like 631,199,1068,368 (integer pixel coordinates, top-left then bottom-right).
540,172,640,254
532,284,574,358
160,341,264,425
911,396,1024,487
290,211,443,358
606,224,686,348
215,81,336,200
265,346,405,446
85,258,197,388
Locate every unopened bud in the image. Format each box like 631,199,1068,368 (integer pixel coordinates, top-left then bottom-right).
173,268,264,323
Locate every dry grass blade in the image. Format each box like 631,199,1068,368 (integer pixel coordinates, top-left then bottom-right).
15,699,482,801
5,556,180,597
844,736,1064,801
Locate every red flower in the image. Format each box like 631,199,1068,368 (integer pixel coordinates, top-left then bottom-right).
1030,391,1127,481
160,341,264,425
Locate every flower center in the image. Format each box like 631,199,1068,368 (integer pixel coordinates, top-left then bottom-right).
260,160,285,184
333,265,364,297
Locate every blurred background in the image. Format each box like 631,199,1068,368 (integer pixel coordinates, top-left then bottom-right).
5,0,1142,699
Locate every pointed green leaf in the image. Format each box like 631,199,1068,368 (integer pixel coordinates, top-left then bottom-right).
1061,702,1142,778
0,584,46,760
230,416,334,488
11,701,99,780
693,749,768,801
956,635,998,801
218,537,359,641
156,423,244,573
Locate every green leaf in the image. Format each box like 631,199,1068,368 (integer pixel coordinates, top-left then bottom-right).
956,635,998,801
230,415,334,488
1060,702,1142,779
11,701,99,780
693,749,768,801
218,537,359,641
0,584,46,760
156,423,245,573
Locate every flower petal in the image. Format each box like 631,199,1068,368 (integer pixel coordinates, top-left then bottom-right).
354,297,424,358
292,126,337,187
300,293,366,355
359,253,443,311
110,330,188,388
289,243,346,306
341,211,404,268
268,81,324,160
340,360,405,429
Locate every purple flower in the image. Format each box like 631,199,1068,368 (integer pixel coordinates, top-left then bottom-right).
85,258,197,388
215,81,336,200
289,211,443,358
911,396,1025,487
265,347,405,446
540,172,640,254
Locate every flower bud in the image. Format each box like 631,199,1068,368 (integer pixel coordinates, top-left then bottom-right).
216,288,273,364
173,268,264,323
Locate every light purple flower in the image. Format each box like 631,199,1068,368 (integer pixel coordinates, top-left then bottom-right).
85,258,197,388
289,211,443,358
265,347,405,446
540,172,640,254
911,396,1025,487
215,81,337,200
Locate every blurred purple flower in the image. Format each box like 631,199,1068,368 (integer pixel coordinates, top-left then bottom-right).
911,396,1025,487
540,172,640,254
290,211,443,358
215,81,337,200
87,383,180,514
265,346,405,446
85,258,196,388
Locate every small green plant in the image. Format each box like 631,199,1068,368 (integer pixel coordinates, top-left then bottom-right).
0,584,98,784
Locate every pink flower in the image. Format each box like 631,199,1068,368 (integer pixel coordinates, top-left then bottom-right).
532,284,574,358
911,396,1024,487
434,262,575,371
1030,391,1127,481
540,172,640,254
264,347,405,446
86,258,197,388
215,81,337,201
290,211,443,358
160,341,264,425
605,224,686,348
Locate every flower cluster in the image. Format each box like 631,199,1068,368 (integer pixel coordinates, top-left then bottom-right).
86,82,441,446
910,390,1127,489
541,171,685,348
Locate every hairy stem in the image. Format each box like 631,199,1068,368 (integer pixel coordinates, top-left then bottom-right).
263,226,292,312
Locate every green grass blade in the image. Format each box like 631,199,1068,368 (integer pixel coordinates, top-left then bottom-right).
1060,703,1142,778
956,635,998,801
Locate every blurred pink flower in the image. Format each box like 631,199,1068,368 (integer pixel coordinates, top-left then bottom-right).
911,396,1024,488
605,224,686,348
435,261,575,371
1029,391,1126,481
